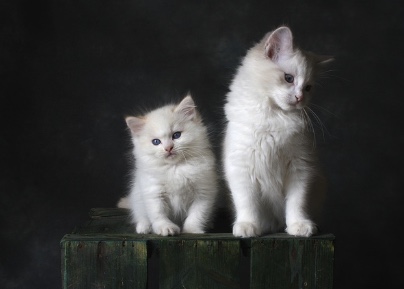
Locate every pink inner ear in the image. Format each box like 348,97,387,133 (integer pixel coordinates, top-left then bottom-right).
265,27,293,61
267,47,276,59
175,95,196,120
126,116,145,134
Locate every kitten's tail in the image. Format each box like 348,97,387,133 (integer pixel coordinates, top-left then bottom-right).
117,196,131,209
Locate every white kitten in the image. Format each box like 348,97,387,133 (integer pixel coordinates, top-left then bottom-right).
223,26,332,237
118,95,218,236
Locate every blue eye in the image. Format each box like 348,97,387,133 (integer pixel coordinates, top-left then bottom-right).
152,139,161,145
172,132,181,139
284,73,294,83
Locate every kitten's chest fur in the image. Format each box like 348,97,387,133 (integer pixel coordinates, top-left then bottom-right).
151,160,199,201
159,162,200,220
256,125,296,166
237,111,311,195
163,164,194,194
248,109,307,157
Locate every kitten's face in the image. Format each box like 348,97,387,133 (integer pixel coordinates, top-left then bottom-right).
127,96,205,164
254,26,331,111
141,111,191,163
270,51,315,111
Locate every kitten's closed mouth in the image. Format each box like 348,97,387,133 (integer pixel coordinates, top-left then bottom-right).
166,152,176,158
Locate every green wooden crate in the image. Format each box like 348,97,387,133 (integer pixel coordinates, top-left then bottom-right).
61,208,334,289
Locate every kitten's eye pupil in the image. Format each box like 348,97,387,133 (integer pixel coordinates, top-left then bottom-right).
152,139,161,145
284,73,294,83
172,132,181,139
305,85,312,92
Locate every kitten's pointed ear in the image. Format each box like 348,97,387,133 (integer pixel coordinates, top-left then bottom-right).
175,95,196,120
126,116,145,135
264,26,293,62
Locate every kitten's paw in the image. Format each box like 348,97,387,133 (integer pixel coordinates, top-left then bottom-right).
136,222,151,234
153,222,180,236
233,222,261,238
286,220,317,237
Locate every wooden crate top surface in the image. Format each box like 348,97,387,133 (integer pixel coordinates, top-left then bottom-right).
61,208,335,242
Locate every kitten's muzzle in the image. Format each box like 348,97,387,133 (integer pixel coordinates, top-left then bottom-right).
164,146,176,158
295,93,304,102
164,146,174,153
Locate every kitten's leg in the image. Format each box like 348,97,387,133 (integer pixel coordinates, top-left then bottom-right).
225,165,262,237
182,195,215,234
224,125,262,237
284,170,317,237
144,186,180,236
130,190,152,234
232,191,262,237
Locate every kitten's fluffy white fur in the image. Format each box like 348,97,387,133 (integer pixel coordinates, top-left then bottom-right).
118,95,218,236
223,26,331,237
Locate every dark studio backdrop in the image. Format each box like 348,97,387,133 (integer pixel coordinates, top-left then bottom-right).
1,0,403,288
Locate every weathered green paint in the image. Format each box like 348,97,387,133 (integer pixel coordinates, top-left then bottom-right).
61,208,335,289
159,239,198,288
62,239,147,289
250,237,334,289
197,239,241,288
157,239,241,289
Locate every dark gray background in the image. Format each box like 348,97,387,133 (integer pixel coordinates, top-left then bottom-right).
1,0,403,288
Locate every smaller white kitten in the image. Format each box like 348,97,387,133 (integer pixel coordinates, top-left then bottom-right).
223,26,332,238
118,95,218,236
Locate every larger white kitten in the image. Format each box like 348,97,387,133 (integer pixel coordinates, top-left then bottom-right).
118,95,218,236
223,26,332,237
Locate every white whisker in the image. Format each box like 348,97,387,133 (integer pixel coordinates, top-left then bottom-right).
310,103,339,118
305,106,331,142
302,108,316,148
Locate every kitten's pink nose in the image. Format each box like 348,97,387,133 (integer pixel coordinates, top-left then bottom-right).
165,146,173,152
295,94,304,102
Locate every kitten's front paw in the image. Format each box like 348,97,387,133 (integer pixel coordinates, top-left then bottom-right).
136,222,152,234
153,221,180,236
233,222,261,237
286,220,317,237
